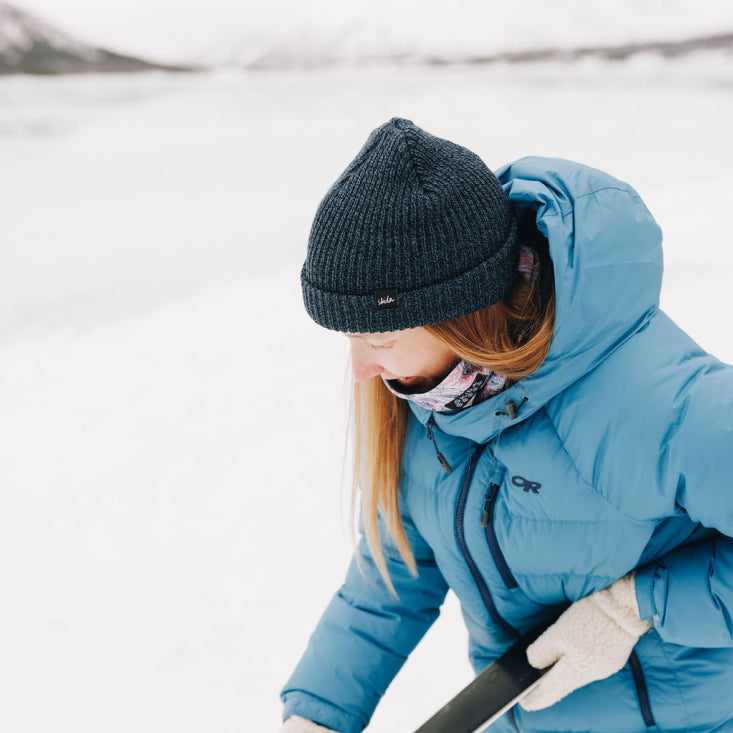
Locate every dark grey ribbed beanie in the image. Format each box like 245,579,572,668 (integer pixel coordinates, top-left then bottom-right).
301,117,518,333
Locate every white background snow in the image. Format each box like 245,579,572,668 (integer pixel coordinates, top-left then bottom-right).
2,13,733,733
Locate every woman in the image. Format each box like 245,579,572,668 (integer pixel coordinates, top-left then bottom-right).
280,118,733,732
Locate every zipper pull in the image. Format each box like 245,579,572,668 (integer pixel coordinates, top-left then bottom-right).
481,483,500,527
426,416,452,473
435,452,452,474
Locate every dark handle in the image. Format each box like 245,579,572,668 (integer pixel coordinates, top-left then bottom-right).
412,624,552,733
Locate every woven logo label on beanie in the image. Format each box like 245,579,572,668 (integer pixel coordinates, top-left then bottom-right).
375,289,398,309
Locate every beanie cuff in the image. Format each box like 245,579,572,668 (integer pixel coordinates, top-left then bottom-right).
302,217,518,333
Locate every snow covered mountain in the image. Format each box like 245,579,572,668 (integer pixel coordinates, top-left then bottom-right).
0,2,191,74
202,0,733,71
4,1,733,74
218,29,733,71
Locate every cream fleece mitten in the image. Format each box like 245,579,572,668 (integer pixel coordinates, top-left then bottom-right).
520,572,650,711
280,716,337,733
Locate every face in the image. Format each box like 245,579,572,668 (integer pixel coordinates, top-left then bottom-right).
346,327,460,393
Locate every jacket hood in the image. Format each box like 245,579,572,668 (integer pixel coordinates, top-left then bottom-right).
408,156,664,442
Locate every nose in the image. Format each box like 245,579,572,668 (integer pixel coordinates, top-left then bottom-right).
349,341,384,382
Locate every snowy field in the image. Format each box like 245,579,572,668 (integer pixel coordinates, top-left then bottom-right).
2,55,733,732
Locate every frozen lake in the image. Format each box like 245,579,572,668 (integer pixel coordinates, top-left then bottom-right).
1,57,733,731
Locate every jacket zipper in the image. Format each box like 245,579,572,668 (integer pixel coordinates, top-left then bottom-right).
481,482,519,589
426,415,452,473
629,649,656,728
455,443,519,640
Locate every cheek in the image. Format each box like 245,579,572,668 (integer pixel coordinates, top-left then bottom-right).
381,354,403,375
377,352,413,379
399,354,438,378
438,351,459,372
426,350,460,382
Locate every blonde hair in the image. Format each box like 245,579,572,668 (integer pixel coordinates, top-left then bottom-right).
351,267,555,593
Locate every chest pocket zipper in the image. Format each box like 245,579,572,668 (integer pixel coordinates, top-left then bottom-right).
481,482,519,589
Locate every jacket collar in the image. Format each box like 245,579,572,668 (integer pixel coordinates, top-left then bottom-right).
408,157,663,444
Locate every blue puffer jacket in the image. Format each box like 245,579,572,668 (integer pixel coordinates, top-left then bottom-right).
282,158,733,733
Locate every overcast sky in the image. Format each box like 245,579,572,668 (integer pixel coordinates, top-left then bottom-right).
20,0,438,63
20,0,301,61
18,0,733,64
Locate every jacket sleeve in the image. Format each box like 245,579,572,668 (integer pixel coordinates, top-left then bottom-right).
635,358,733,647
280,507,449,733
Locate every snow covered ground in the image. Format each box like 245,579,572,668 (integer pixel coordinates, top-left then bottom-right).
2,55,733,732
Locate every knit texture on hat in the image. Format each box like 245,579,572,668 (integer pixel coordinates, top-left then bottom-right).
301,117,518,333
